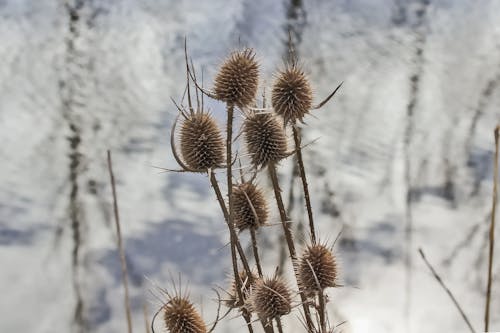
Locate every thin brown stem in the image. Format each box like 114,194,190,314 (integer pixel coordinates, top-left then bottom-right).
418,248,476,333
292,125,316,244
209,172,252,276
107,150,133,333
318,292,326,333
250,228,263,277
226,103,254,333
268,163,315,332
485,125,499,332
276,317,284,333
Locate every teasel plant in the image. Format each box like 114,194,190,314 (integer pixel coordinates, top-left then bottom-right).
167,37,347,332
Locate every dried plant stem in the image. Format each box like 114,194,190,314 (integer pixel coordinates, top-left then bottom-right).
418,248,476,333
275,317,284,333
107,150,133,333
292,125,316,244
485,125,499,332
250,228,263,277
208,172,254,333
226,103,254,333
317,292,327,333
268,163,314,331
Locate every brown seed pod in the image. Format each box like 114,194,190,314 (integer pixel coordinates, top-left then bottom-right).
213,48,259,108
163,296,207,333
248,276,292,320
179,112,225,171
243,112,287,168
297,243,337,296
226,270,256,309
233,182,268,231
271,64,313,125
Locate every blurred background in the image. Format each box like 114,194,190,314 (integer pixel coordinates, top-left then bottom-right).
1,0,500,332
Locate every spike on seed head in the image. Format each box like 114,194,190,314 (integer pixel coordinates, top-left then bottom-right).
271,64,313,125
297,243,337,296
233,182,269,231
226,270,256,309
163,296,207,333
243,112,287,168
179,112,225,171
248,275,292,320
213,48,259,108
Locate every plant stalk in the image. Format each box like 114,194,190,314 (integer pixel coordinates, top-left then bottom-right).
107,150,133,333
292,125,316,244
268,163,314,332
485,125,499,332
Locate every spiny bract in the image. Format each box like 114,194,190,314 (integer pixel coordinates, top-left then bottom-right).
272,64,313,125
233,182,268,231
213,48,259,108
243,112,287,168
249,276,292,319
297,243,337,296
180,112,225,171
163,296,207,333
226,270,256,309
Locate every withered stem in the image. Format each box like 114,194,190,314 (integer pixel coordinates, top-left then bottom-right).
485,125,499,332
268,163,315,332
107,150,133,333
226,103,253,333
292,125,316,244
250,228,263,277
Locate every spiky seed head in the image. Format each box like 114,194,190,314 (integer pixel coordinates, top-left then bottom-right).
226,270,256,309
233,182,268,231
271,64,313,125
249,276,292,320
243,112,287,168
179,113,225,171
297,243,337,296
213,48,259,108
163,296,207,333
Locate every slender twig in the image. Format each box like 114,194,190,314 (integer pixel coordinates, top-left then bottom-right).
268,163,315,332
208,171,252,276
418,248,476,333
292,125,316,244
107,150,133,333
226,103,254,333
485,125,499,332
250,228,263,277
275,316,284,333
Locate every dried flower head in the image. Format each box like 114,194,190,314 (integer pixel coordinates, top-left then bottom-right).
213,48,259,108
272,64,313,125
163,296,207,333
179,112,225,171
297,243,337,296
233,182,268,231
243,112,287,168
226,270,256,309
248,276,292,320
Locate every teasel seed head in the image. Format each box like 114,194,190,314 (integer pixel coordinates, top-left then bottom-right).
271,64,313,125
243,112,288,168
213,48,259,108
226,270,256,309
233,182,269,231
248,275,292,320
179,112,225,171
297,243,338,296
163,296,207,333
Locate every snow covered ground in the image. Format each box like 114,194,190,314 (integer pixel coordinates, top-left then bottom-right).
1,0,499,332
